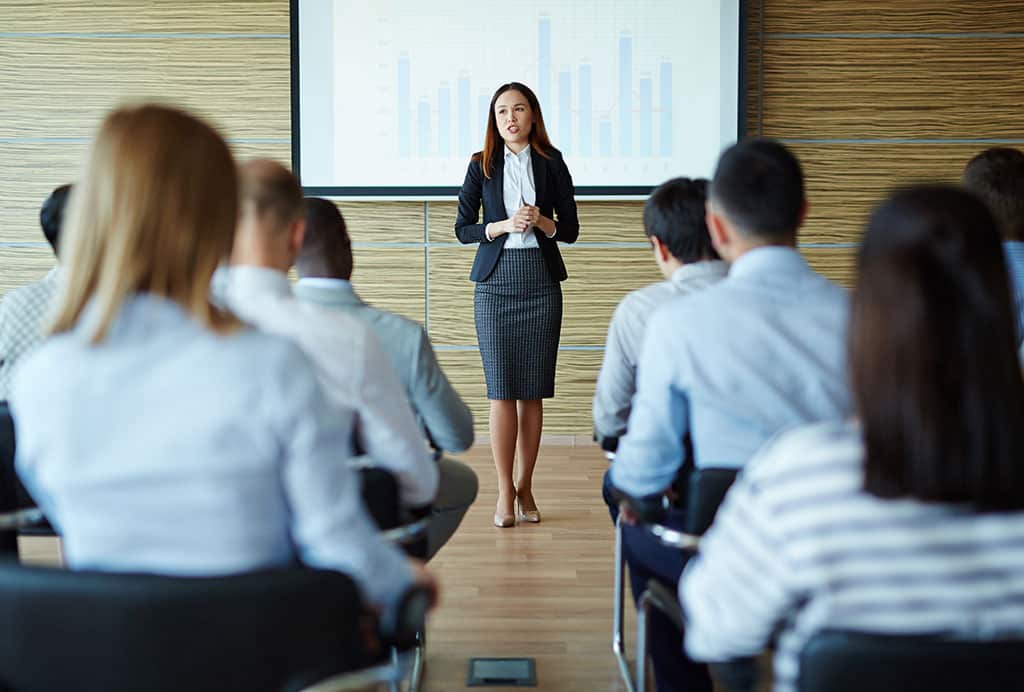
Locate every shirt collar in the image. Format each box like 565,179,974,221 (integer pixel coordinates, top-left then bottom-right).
669,260,729,287
296,277,354,291
225,265,292,299
727,246,809,282
505,144,531,163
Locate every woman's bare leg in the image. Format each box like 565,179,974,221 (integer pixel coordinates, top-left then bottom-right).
515,399,543,516
490,399,518,524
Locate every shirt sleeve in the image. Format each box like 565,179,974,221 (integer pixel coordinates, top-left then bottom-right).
409,327,474,453
609,306,689,496
678,451,801,661
353,328,440,506
276,347,414,623
593,296,640,440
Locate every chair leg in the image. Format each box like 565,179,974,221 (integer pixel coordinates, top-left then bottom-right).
613,516,637,692
407,629,425,692
636,591,651,692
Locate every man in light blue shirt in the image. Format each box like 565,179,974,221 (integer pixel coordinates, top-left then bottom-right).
610,139,852,692
962,147,1024,346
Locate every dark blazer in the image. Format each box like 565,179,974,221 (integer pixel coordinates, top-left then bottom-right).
454,147,580,282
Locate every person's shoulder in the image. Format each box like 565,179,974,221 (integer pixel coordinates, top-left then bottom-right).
2,276,58,313
744,420,862,487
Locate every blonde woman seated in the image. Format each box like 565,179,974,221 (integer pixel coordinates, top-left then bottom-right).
680,185,1024,692
8,104,436,626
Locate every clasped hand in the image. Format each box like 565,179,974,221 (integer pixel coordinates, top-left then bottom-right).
509,204,540,233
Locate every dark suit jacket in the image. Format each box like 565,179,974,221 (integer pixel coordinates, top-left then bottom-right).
454,147,580,282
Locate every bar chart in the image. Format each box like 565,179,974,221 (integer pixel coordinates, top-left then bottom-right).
395,17,675,161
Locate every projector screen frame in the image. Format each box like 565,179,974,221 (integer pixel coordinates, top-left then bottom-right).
289,0,750,200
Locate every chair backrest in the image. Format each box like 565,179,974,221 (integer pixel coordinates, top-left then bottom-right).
682,467,738,535
798,629,1024,692
0,564,375,692
0,405,16,555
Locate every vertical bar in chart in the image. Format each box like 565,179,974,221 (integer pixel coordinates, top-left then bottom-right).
619,34,632,156
639,74,653,157
578,63,592,156
458,75,471,156
538,17,551,110
417,98,431,157
599,119,612,157
659,62,672,157
398,53,411,157
438,83,451,157
478,93,489,146
558,70,572,155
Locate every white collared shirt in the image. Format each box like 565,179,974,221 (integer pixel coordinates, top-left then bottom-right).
11,293,413,617
220,265,438,506
501,144,539,249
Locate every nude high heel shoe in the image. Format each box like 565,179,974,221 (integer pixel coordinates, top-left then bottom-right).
516,492,541,524
494,496,515,528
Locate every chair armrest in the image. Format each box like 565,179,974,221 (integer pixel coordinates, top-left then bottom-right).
0,507,45,531
380,516,430,546
638,579,685,632
647,523,701,551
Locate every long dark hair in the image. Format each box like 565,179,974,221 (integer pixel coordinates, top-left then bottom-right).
472,82,553,179
851,184,1024,510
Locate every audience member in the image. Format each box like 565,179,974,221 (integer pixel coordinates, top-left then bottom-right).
610,139,852,692
0,184,71,399
9,104,435,622
296,198,478,557
219,160,438,512
961,147,1024,345
681,184,1024,692
593,177,726,521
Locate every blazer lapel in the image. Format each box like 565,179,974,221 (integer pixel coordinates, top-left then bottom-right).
531,148,547,209
491,154,508,220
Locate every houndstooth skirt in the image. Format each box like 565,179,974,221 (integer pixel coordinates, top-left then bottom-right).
474,248,563,400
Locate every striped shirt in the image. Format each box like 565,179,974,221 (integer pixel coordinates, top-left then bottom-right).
679,420,1024,692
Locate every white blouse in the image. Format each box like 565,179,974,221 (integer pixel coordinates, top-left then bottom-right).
501,145,539,249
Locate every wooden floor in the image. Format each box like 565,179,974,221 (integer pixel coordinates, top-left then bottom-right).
19,443,639,691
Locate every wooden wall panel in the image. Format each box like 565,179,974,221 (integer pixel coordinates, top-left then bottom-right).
792,143,1011,244
336,202,425,245
427,201,459,243
437,350,604,434
767,1,1024,34
762,38,1024,139
2,1,288,34
427,248,477,346
802,247,857,289
561,248,663,346
0,37,290,139
0,143,86,242
349,247,425,324
0,247,55,298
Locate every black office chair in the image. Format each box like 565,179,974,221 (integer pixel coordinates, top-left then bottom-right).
0,507,430,692
627,467,745,692
797,630,1024,692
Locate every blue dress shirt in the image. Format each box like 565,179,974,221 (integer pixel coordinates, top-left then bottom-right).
611,246,853,497
10,294,412,618
1004,241,1024,345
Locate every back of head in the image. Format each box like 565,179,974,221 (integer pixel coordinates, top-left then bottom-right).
851,184,1024,510
238,159,304,233
53,104,239,343
708,138,805,241
961,147,1024,241
643,177,719,263
39,184,72,254
298,198,353,280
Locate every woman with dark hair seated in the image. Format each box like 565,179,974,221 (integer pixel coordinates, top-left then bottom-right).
678,185,1024,692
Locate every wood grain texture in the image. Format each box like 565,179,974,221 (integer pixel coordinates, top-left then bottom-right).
0,37,290,139
767,0,1024,34
437,351,605,434
0,247,56,298
336,202,425,245
0,1,288,34
802,247,857,289
762,37,1024,139
746,0,763,136
792,143,1019,244
426,246,662,348
427,201,459,243
349,247,425,324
